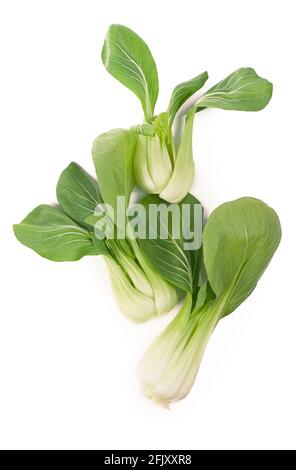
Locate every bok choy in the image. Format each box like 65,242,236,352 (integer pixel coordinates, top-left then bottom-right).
13,23,280,407
13,161,178,323
102,24,272,202
138,198,281,406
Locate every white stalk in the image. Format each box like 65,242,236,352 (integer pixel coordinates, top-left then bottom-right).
160,109,195,203
105,257,156,323
138,293,223,406
134,134,172,194
128,239,178,316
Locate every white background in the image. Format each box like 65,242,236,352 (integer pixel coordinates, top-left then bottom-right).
1,0,295,450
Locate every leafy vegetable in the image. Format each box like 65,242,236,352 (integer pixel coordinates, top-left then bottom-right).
138,198,281,406
101,24,159,121
13,24,280,407
91,128,179,315
14,160,179,322
101,26,273,203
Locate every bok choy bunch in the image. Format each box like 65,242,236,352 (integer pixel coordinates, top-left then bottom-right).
101,24,273,203
13,133,178,323
13,23,280,407
138,197,281,406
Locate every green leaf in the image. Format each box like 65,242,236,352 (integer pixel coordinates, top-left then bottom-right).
92,129,137,220
137,194,203,294
101,24,159,121
131,113,170,154
203,197,281,316
168,71,208,126
130,122,155,137
153,112,170,146
196,68,272,112
13,204,108,261
138,197,281,406
56,162,102,229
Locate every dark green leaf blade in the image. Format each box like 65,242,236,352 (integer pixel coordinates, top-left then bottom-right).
168,71,208,125
203,197,281,316
13,205,108,261
56,162,102,229
102,24,159,121
137,194,203,294
196,68,272,112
